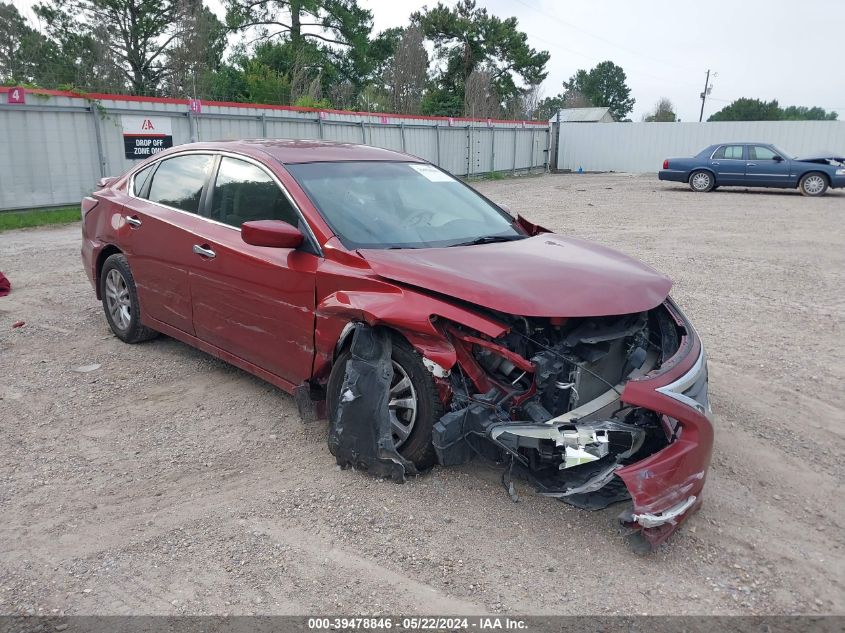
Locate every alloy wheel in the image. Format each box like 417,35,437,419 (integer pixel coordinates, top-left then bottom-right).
388,360,417,448
104,268,131,331
803,175,825,195
691,172,711,191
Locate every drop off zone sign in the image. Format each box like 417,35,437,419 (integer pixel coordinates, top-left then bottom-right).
121,115,174,159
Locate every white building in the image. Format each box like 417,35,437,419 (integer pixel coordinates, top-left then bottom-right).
550,107,616,123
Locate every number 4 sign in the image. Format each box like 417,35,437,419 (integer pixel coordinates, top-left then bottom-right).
7,87,25,104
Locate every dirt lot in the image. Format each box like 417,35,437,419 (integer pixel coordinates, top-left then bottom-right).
1,173,843,617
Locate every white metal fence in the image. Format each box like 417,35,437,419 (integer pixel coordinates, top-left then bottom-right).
555,120,845,173
0,88,550,211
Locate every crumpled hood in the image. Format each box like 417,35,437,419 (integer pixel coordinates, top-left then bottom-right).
794,153,845,164
359,234,672,317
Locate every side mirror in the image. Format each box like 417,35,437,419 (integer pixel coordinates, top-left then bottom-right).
241,220,304,249
772,155,784,162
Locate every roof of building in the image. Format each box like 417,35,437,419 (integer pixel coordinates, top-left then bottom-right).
551,107,615,123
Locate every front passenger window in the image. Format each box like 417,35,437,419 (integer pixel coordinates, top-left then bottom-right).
209,157,298,228
750,146,778,160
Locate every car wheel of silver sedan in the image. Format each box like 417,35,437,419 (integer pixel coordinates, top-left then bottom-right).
689,170,715,192
799,172,828,197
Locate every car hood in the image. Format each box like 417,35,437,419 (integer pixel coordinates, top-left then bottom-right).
358,234,672,318
794,153,845,164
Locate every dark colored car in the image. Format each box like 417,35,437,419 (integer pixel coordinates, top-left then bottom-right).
659,143,845,196
81,140,712,550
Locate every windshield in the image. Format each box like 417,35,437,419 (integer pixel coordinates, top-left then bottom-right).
286,161,524,249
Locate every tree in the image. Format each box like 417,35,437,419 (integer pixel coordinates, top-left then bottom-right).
644,97,676,122
163,0,228,98
0,2,55,84
514,83,542,119
563,61,634,121
226,0,370,48
225,0,373,76
709,99,839,122
382,26,428,114
413,0,549,116
35,0,186,95
463,68,499,118
241,59,290,104
708,98,781,121
780,105,837,121
2,0,124,91
420,88,464,117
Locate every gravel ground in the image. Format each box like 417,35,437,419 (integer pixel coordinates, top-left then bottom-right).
0,173,843,617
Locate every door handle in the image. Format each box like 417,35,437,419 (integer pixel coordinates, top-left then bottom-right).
125,215,142,227
711,162,720,166
746,162,756,166
192,244,216,259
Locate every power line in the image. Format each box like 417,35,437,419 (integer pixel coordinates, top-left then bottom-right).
511,0,694,77
522,26,703,98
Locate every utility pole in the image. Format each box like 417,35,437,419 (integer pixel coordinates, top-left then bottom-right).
699,69,712,122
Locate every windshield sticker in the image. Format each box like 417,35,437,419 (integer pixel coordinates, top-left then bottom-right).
409,164,453,182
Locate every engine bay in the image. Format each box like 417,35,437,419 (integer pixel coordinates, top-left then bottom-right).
432,303,685,507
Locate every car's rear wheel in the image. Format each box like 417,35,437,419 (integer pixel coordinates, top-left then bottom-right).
327,334,442,469
689,170,715,192
799,172,828,197
100,254,158,344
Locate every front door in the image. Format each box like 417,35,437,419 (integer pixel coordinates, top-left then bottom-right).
745,145,792,187
709,144,746,185
188,155,319,387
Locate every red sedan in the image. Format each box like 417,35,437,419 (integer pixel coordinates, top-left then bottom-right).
81,140,712,550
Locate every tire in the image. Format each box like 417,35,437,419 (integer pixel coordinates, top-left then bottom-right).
327,334,443,469
799,172,828,197
100,253,158,344
689,170,715,192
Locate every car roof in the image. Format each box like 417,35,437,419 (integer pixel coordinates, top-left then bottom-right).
708,142,774,146
172,139,422,164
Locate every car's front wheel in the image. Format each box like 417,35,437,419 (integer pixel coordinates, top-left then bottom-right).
100,253,158,344
327,334,443,469
689,170,715,192
799,172,828,197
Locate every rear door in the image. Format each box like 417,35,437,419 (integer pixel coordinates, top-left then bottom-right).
708,145,746,185
745,145,792,186
188,155,319,387
121,153,215,335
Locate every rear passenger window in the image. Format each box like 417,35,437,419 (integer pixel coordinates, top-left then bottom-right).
713,145,744,160
132,163,156,197
208,157,298,228
147,154,213,213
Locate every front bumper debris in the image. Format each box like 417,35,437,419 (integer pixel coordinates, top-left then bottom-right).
431,300,713,550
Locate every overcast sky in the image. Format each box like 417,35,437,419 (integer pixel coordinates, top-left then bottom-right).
12,0,845,121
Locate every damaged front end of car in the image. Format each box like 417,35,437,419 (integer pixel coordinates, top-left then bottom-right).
430,298,713,551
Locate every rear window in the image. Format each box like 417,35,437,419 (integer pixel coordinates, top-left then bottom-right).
713,145,744,160
132,164,155,197
147,154,213,213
